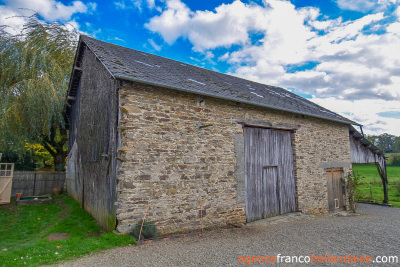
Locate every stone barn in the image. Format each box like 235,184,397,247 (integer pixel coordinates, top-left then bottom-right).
65,35,385,234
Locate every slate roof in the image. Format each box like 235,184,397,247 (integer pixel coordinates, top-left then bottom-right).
69,35,359,126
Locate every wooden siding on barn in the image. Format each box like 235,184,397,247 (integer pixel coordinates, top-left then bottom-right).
66,44,120,231
350,136,382,164
244,127,296,222
349,132,388,203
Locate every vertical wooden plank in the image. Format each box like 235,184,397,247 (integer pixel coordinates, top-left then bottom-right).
263,166,279,217
272,130,296,215
245,127,267,221
261,128,280,218
327,169,334,211
254,128,262,221
244,127,254,221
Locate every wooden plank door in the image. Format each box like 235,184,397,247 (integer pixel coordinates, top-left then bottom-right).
245,127,296,222
245,127,263,221
326,168,344,211
273,129,296,215
0,163,14,204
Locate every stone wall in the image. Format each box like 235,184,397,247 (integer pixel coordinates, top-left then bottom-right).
116,82,352,234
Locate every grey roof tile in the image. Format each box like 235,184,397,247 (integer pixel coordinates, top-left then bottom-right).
80,35,359,126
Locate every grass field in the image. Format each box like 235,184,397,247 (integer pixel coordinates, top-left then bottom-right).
352,163,400,208
0,195,134,266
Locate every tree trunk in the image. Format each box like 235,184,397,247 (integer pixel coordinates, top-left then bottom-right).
41,122,68,172
53,150,67,172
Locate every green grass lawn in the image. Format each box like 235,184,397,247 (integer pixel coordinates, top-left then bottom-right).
0,195,134,266
353,163,400,208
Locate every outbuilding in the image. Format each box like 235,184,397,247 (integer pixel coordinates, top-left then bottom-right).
65,35,385,234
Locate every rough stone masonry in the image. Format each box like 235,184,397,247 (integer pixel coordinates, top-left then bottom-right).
115,82,352,235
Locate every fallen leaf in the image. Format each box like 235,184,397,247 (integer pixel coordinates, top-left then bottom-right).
2,248,7,252
56,246,61,249
37,218,41,220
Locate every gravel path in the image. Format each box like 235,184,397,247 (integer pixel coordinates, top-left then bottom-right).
54,204,400,266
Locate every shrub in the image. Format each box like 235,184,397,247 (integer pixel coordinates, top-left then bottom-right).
0,148,35,171
129,220,157,240
347,172,362,212
390,155,400,166
395,182,400,196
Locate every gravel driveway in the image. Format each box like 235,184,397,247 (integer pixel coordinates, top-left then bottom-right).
55,204,400,266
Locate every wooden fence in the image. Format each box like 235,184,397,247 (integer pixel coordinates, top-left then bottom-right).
11,172,65,196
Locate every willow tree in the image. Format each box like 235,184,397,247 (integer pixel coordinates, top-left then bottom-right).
0,16,78,171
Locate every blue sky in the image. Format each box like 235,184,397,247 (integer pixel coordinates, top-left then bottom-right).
1,0,400,135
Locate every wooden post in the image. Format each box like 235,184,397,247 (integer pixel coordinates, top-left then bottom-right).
33,172,37,196
138,203,150,242
375,161,388,203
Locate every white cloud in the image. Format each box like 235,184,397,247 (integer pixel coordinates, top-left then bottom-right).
147,0,155,9
205,51,214,59
0,6,27,34
146,0,273,51
114,0,158,11
336,0,400,12
87,2,97,12
311,97,400,135
145,0,400,134
114,1,128,9
0,0,95,33
3,0,93,21
148,38,162,51
64,19,81,33
336,0,376,12
145,0,191,44
218,52,230,61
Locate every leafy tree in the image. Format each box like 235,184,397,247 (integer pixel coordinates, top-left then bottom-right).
25,143,54,169
392,155,400,166
395,137,400,153
375,133,396,153
366,135,378,146
0,143,36,171
0,15,77,171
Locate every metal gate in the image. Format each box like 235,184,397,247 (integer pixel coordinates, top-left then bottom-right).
326,168,344,211
244,127,296,222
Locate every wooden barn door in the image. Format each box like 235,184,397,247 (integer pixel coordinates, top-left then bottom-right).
326,168,344,211
244,127,296,222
